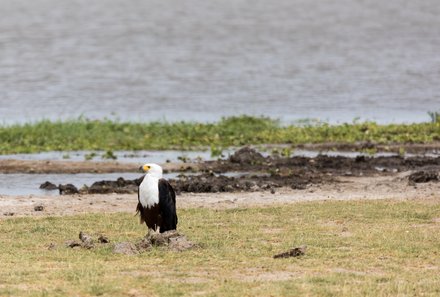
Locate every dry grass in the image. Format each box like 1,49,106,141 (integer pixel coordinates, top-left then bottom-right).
0,200,439,296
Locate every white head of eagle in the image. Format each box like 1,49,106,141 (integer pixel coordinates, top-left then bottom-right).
137,163,177,233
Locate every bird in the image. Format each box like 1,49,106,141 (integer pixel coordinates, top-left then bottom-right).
136,163,178,233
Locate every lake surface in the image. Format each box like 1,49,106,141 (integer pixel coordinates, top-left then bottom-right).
0,0,439,124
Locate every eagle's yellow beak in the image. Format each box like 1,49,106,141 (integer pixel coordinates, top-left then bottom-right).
140,165,151,172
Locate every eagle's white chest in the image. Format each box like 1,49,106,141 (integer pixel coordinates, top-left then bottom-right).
139,175,159,208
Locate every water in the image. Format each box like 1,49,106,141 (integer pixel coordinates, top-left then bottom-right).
1,0,439,125
0,171,249,196
0,148,423,164
0,172,144,196
0,150,230,164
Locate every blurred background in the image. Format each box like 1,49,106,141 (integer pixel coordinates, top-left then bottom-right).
0,0,439,124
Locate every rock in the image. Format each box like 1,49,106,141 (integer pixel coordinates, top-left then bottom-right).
39,181,58,190
3,212,14,216
59,184,79,195
34,204,44,211
79,231,94,249
273,245,307,259
98,235,110,244
86,177,141,194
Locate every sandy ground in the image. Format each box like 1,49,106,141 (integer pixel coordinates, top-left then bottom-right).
1,172,439,218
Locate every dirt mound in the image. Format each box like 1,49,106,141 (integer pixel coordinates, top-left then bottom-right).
229,147,266,164
114,231,195,254
65,231,195,254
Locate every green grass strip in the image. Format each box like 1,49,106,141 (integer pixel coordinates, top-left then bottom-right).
0,116,439,154
0,200,439,296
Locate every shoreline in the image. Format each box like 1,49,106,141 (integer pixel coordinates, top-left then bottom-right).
2,173,439,218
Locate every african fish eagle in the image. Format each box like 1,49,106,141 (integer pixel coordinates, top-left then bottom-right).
137,163,177,233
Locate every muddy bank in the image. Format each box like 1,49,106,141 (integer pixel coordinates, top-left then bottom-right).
204,147,440,175
3,174,440,218
0,159,199,174
1,143,440,175
294,141,440,155
38,147,440,195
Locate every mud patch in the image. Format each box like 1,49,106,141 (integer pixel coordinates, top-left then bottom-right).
229,146,266,164
273,245,307,259
42,147,440,195
84,177,143,194
408,170,439,183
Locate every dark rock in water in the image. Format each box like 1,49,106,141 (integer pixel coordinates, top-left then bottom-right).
229,146,265,164
273,245,307,259
34,204,44,211
59,184,79,195
87,176,142,194
39,181,58,190
408,170,439,183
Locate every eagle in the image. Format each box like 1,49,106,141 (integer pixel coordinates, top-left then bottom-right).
136,163,177,233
